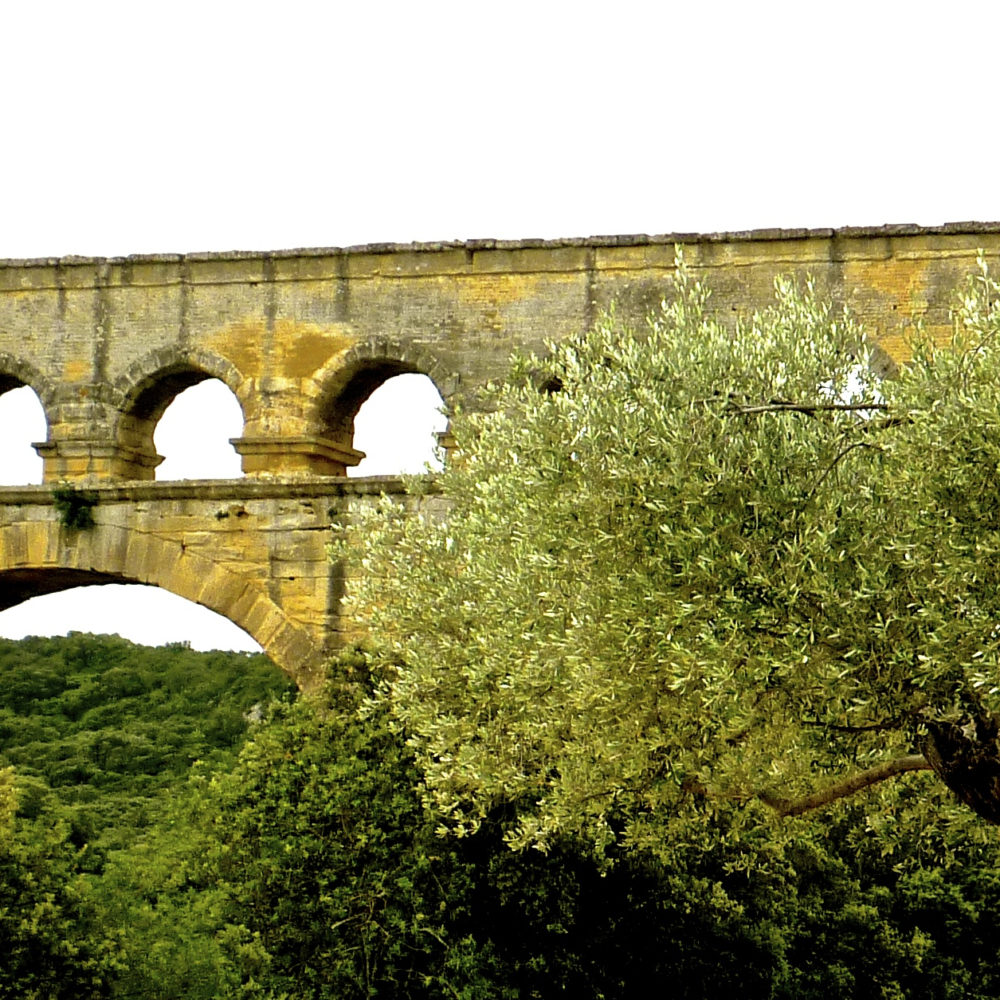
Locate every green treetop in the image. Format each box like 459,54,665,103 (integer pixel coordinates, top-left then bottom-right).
338,254,1000,855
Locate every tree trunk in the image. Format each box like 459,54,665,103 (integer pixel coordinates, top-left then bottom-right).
922,710,1000,824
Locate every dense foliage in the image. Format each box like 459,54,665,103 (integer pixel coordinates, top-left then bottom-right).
0,633,293,996
203,667,491,998
7,636,1000,995
195,662,1000,999
338,255,1000,854
171,664,1000,999
0,632,293,855
0,768,119,999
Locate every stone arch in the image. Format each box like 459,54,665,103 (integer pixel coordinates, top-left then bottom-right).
111,348,250,480
0,519,326,690
0,352,56,410
311,339,458,447
114,346,249,418
0,353,53,485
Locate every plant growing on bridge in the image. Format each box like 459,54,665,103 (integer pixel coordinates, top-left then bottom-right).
338,254,1000,856
52,484,98,530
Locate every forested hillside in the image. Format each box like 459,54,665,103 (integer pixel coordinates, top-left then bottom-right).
0,633,294,998
6,636,1000,997
0,633,293,856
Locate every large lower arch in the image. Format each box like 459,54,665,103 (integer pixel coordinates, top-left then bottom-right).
0,520,326,691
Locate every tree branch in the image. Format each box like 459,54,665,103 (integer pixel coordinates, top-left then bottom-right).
803,719,901,734
727,400,889,416
758,754,932,818
804,440,882,500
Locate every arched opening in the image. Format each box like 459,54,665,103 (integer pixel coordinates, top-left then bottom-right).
117,367,245,481
0,383,46,486
0,582,261,652
0,520,326,690
154,379,244,480
347,373,448,477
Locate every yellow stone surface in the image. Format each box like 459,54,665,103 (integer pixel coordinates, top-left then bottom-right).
1,226,999,686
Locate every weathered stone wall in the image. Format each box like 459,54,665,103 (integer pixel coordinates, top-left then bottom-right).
2,222,997,483
1,222,998,685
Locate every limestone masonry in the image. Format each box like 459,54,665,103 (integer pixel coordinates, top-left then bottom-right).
0,223,996,686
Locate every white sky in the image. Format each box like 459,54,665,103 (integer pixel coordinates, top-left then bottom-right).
1,0,999,653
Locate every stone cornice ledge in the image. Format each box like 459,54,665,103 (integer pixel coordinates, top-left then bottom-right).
0,477,433,504
3,221,1000,269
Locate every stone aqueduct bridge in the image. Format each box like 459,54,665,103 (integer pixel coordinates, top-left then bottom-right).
1,222,998,689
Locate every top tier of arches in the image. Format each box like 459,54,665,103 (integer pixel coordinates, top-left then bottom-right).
0,228,971,484
0,336,456,484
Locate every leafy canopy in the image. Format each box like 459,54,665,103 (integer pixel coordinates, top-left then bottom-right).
339,253,1000,853
0,768,120,998
198,676,1000,1000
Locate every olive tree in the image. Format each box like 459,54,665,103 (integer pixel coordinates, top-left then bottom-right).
338,255,1000,854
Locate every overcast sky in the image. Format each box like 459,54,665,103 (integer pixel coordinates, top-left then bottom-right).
1,0,998,653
